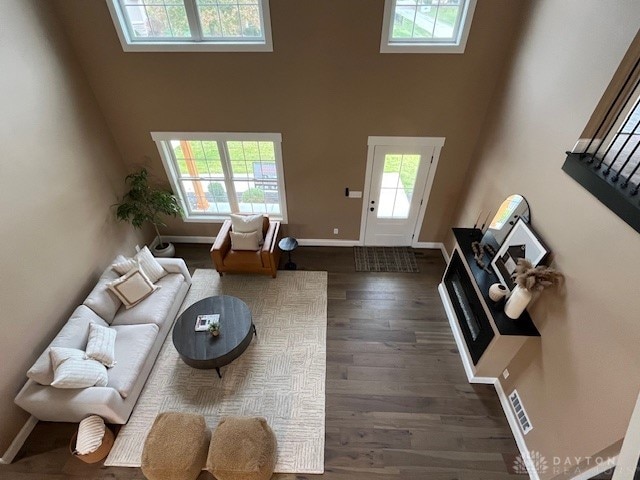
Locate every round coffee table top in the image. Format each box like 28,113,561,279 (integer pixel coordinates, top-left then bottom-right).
172,295,253,371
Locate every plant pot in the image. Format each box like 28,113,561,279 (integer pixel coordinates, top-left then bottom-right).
504,285,533,319
153,242,175,258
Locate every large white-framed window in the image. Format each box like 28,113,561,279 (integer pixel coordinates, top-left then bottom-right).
106,0,273,52
152,132,287,223
380,0,476,54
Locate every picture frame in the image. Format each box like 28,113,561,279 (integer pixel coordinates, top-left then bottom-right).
195,314,220,332
490,218,549,291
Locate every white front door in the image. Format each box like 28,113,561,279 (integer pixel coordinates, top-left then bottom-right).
363,144,434,246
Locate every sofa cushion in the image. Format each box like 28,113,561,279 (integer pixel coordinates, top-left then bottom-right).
111,273,184,327
107,323,158,398
50,347,108,389
224,249,261,266
83,269,122,323
27,306,109,386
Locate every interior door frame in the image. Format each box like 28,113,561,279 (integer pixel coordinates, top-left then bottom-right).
359,136,445,247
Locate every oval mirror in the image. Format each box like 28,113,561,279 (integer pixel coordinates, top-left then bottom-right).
482,194,530,247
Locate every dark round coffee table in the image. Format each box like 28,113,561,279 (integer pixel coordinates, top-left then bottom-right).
172,295,256,378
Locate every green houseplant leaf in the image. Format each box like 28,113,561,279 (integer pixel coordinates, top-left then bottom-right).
114,168,183,248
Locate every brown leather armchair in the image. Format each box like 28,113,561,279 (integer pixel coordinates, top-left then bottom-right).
210,217,282,278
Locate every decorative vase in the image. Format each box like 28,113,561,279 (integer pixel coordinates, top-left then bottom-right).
489,283,508,302
504,285,533,319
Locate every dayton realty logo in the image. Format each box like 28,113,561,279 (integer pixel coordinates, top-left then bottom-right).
512,450,549,475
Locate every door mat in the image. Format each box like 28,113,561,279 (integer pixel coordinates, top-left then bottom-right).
354,246,419,272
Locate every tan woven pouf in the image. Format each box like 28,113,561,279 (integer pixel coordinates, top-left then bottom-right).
141,412,210,480
206,417,277,480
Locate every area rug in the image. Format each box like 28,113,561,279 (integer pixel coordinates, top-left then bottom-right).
104,269,327,473
354,246,419,272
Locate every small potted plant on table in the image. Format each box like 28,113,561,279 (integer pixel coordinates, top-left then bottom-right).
208,321,220,337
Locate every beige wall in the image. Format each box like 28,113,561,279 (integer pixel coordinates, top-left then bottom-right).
52,0,528,242
0,1,144,453
451,1,640,477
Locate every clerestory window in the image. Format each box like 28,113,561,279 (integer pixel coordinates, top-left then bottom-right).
106,0,273,52
380,0,477,54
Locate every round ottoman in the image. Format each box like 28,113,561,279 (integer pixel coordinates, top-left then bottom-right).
206,417,277,480
141,412,210,480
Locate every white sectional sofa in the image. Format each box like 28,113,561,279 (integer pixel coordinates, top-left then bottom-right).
14,257,191,424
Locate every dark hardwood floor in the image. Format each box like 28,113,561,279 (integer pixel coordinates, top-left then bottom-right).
1,246,523,480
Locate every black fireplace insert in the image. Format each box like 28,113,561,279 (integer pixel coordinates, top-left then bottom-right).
443,251,494,364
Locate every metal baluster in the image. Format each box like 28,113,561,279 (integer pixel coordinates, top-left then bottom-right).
604,116,640,176
614,136,640,184
584,56,640,164
626,157,640,195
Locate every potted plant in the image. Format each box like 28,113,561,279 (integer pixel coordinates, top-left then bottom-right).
115,168,183,257
505,259,564,319
208,321,220,337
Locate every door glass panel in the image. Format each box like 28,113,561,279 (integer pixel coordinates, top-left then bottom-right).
377,154,421,219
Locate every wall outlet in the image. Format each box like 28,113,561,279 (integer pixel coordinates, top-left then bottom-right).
333,228,339,235
503,369,510,380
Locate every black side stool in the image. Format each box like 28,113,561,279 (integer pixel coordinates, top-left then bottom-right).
278,237,298,270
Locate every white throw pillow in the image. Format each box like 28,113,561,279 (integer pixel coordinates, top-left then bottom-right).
230,231,261,251
85,323,117,368
111,254,137,276
230,214,264,243
50,347,108,389
75,415,106,455
112,247,167,283
108,267,159,309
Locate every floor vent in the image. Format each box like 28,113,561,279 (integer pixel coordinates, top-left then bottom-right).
509,390,533,434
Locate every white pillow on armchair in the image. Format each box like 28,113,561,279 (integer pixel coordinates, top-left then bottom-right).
230,214,264,243
230,231,261,251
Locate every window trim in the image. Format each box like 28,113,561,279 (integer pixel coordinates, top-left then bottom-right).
151,132,288,223
380,0,477,54
106,0,273,52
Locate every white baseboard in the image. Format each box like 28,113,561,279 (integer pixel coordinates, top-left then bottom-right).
152,235,216,246
153,235,452,254
494,381,540,480
296,239,361,247
0,416,38,464
413,241,449,262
